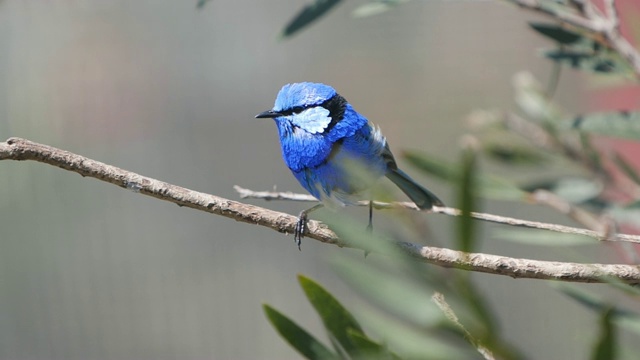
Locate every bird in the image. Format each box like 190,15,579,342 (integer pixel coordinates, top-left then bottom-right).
256,82,443,249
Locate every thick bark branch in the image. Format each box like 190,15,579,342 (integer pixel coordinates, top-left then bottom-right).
2,137,640,284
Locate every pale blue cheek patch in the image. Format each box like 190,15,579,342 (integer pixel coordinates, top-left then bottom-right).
290,107,332,134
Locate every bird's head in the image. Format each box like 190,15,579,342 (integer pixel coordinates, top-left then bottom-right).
255,82,347,134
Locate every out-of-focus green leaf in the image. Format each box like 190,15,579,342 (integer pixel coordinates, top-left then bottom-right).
529,19,634,76
352,0,409,18
196,0,211,9
403,151,527,201
347,329,402,360
355,307,472,359
550,177,603,204
483,142,548,166
280,0,343,39
530,22,582,44
458,146,477,253
543,48,632,74
263,304,337,360
554,284,640,319
493,228,593,246
298,275,363,356
613,152,640,186
513,72,562,123
592,307,617,360
564,112,640,140
332,254,443,327
578,131,604,172
608,203,640,228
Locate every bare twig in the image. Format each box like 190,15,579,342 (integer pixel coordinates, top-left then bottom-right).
509,0,640,78
3,137,640,283
531,189,606,233
234,186,640,244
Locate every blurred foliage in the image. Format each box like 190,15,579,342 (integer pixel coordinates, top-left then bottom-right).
248,0,640,358
280,0,343,39
531,22,632,75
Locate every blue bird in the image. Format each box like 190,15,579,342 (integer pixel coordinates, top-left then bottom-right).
256,82,443,249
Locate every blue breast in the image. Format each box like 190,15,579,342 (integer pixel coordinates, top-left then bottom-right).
276,106,387,204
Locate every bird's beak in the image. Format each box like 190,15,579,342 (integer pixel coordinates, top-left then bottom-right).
255,110,283,119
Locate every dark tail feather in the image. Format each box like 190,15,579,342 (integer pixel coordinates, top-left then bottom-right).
386,168,444,209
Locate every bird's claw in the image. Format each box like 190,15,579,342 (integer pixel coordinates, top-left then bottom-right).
294,211,308,251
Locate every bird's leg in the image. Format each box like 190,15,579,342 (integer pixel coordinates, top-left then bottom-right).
366,200,373,233
364,200,373,258
295,203,324,250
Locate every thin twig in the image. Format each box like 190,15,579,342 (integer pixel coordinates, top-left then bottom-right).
531,189,606,233
234,186,640,244
2,137,640,283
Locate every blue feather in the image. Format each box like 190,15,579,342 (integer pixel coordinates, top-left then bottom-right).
256,82,443,247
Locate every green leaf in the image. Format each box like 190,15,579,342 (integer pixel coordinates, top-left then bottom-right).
347,329,402,359
331,255,444,328
263,304,337,360
543,48,632,75
554,284,640,320
579,131,604,172
550,177,602,204
492,228,593,246
298,275,364,356
612,152,640,186
196,0,211,9
458,146,477,253
530,23,582,44
483,142,548,166
592,307,617,360
403,151,527,201
353,307,471,359
352,0,409,18
280,0,343,39
565,112,640,140
607,203,640,228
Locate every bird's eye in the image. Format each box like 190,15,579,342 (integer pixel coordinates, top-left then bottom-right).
291,106,304,115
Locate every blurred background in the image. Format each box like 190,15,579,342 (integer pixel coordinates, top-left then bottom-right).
0,0,637,359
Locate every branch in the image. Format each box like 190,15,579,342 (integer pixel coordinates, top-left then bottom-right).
234,186,640,244
509,0,640,78
2,137,640,284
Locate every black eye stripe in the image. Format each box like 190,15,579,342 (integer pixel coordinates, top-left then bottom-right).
281,94,347,122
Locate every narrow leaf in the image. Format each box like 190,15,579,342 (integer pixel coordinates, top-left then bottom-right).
566,112,640,140
281,0,342,39
530,23,582,44
555,284,640,319
458,146,477,253
298,275,363,356
612,152,640,186
332,256,443,328
354,307,471,359
483,143,548,166
592,307,617,360
543,48,632,75
403,151,527,201
263,304,336,360
196,0,211,9
550,177,602,204
347,329,402,359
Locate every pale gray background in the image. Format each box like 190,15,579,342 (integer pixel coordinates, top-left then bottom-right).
0,1,634,359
